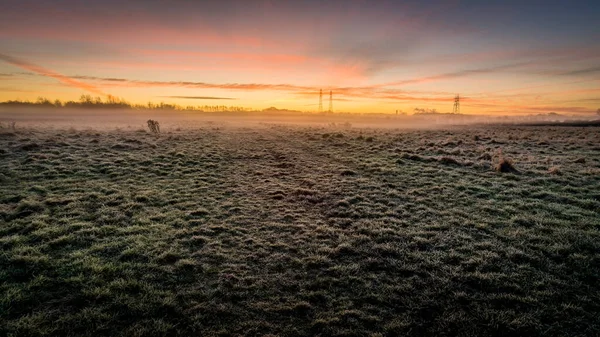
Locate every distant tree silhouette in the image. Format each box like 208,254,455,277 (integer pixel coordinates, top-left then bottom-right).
413,107,438,114
1,95,256,112
80,94,93,105
36,97,54,107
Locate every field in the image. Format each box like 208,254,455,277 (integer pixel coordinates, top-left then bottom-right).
1,119,599,336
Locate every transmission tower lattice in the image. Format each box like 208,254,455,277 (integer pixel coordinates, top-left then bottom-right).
318,89,323,113
453,94,460,114
328,90,333,113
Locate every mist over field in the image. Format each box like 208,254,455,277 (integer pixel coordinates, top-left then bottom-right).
1,106,597,130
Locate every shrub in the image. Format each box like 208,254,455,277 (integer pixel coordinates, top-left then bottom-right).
400,152,424,161
147,119,160,134
439,156,461,165
340,169,357,176
548,166,562,175
495,157,518,173
18,143,40,151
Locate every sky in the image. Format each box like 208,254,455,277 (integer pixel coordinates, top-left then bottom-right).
1,0,599,115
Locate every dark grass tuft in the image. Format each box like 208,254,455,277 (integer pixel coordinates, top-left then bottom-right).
399,152,422,161
111,143,134,150
495,157,519,173
0,132,18,139
188,208,209,218
438,156,462,165
17,143,40,151
399,152,437,162
340,169,357,176
547,166,562,175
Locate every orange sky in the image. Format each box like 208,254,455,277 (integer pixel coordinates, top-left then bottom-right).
1,0,599,115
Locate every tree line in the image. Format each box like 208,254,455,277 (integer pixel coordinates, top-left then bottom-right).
0,95,255,112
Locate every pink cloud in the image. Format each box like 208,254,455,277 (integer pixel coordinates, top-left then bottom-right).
0,53,106,95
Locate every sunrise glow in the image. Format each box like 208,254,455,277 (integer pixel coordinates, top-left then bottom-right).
1,0,599,115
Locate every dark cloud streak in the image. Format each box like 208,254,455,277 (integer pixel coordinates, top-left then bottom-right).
558,66,600,76
158,96,236,100
386,62,531,86
0,53,106,95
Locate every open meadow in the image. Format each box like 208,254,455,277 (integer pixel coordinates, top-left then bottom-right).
1,118,599,336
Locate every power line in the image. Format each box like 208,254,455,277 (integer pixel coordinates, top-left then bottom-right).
453,94,460,114
328,90,333,113
318,89,323,113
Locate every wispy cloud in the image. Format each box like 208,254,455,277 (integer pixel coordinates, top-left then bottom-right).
564,98,600,103
157,96,236,100
0,53,106,95
62,74,447,100
36,72,533,104
75,75,315,92
466,102,598,114
72,75,127,82
519,106,597,114
0,86,33,92
385,62,531,87
558,66,600,76
137,49,311,65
